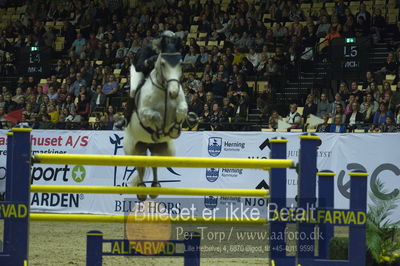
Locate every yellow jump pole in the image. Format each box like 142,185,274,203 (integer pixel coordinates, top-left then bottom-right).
32,154,295,170
30,213,267,226
30,185,269,198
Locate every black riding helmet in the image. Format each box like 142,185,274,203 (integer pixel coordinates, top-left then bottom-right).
160,31,182,53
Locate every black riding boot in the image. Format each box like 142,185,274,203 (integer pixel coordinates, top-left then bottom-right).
124,77,148,126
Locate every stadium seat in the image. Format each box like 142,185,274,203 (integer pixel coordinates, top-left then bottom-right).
354,129,366,133
387,10,399,24
55,42,64,52
301,8,310,16
313,2,323,8
246,81,255,90
285,22,294,28
198,32,207,39
113,69,121,77
349,1,360,6
349,6,359,13
325,2,335,9
196,41,206,47
263,13,271,21
206,41,218,50
187,32,197,39
297,107,304,116
386,74,396,82
256,81,268,93
190,25,198,33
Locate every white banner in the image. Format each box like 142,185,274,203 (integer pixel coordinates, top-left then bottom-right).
0,130,399,222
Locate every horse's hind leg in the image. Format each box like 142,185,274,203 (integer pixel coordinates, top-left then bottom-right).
149,167,160,199
124,139,148,201
149,141,176,198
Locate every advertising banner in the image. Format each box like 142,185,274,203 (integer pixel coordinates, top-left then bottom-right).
0,130,399,222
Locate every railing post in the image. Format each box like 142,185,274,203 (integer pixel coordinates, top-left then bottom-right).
348,170,368,266
183,232,201,266
297,134,319,264
269,138,288,264
317,170,335,259
3,132,14,256
86,231,103,266
5,128,31,265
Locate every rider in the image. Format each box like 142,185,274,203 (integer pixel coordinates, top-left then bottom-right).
120,31,181,128
133,30,181,95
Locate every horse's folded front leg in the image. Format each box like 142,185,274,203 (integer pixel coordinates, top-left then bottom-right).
175,104,188,124
169,105,188,139
140,108,162,128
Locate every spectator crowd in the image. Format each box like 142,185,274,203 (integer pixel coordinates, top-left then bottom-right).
0,0,399,132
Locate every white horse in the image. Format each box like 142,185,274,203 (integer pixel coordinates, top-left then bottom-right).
123,51,188,201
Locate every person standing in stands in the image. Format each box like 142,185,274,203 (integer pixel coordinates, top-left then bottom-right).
317,93,331,117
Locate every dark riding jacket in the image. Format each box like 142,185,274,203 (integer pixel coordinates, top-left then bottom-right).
135,45,158,76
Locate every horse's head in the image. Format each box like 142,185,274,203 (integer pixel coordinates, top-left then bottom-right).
155,53,182,99
153,32,182,99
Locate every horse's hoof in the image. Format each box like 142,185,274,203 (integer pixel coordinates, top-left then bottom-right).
149,182,161,199
136,182,147,202
137,194,147,201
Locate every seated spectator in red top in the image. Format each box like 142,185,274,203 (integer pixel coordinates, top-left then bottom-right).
325,26,341,44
